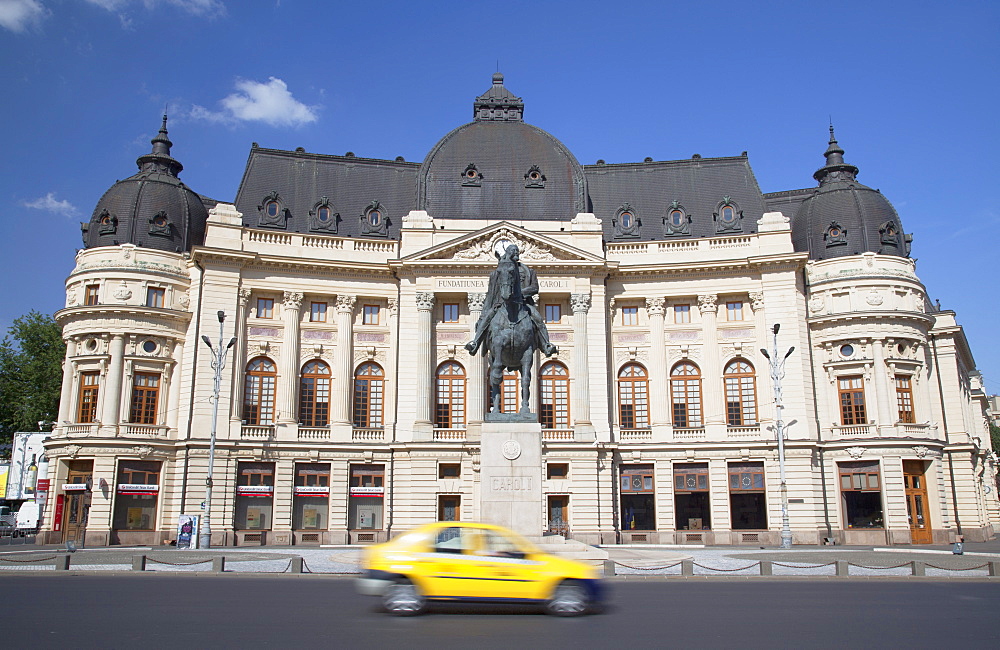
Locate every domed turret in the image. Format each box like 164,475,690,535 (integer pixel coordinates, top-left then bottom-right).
792,127,911,260
416,74,587,221
82,116,210,252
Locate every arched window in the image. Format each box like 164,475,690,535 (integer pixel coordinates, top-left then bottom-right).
618,363,649,429
299,360,331,427
435,361,466,428
244,357,276,425
353,362,384,428
670,361,703,428
724,359,757,426
540,361,570,429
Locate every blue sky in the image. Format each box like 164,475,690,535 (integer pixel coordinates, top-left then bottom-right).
1,0,998,393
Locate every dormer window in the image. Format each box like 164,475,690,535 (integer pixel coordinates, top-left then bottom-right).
368,209,381,227
825,221,848,247
265,201,279,218
149,211,171,237
258,191,289,229
664,200,691,237
524,165,546,189
97,209,118,235
613,203,641,239
359,200,388,237
713,196,743,234
879,220,899,247
309,197,338,233
461,163,483,187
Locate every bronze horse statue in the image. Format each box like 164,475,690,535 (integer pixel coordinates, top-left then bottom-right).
487,250,536,413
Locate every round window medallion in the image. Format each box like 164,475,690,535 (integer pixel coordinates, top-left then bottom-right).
142,340,157,354
86,339,98,351
840,344,854,357
897,343,906,355
501,439,521,461
317,207,330,222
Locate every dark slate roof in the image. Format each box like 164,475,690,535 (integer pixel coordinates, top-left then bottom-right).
83,116,209,252
763,188,812,221
790,128,909,260
233,147,419,240
583,155,767,241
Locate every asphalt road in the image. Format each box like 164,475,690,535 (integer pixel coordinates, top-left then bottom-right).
5,575,999,648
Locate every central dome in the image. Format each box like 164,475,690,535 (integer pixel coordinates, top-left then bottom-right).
417,75,586,221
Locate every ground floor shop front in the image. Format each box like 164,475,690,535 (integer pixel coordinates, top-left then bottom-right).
36,441,999,547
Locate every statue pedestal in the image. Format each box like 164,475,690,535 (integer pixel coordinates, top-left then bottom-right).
480,421,543,538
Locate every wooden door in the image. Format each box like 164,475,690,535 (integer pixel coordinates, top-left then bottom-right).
547,495,569,536
61,464,92,544
903,460,932,544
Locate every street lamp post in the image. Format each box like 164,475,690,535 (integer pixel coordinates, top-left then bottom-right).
199,310,236,550
760,323,795,550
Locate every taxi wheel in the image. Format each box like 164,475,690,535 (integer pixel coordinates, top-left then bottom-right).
382,580,426,616
545,580,590,616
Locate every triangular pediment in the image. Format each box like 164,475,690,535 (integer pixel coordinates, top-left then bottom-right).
402,222,601,264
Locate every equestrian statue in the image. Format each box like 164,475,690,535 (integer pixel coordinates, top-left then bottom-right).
465,244,557,415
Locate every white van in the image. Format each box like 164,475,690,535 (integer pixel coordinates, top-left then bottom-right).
15,502,40,535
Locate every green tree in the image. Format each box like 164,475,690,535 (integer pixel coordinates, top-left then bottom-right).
0,311,64,444
991,421,1000,455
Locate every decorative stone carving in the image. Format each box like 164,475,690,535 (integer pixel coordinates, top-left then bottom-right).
913,445,929,458
175,291,191,309
645,296,665,315
808,296,825,314
449,228,562,262
113,281,132,303
749,291,764,311
865,290,883,307
238,287,252,306
697,294,718,314
846,446,865,459
282,291,304,310
467,292,487,312
386,297,398,316
132,445,154,458
415,292,436,310
66,287,78,306
336,295,356,313
570,293,591,314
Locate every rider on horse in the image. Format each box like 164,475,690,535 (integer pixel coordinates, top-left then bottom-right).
464,245,558,358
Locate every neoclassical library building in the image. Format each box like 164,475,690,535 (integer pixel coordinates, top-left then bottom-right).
42,74,999,547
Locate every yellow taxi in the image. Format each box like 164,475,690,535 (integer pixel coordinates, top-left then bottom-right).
355,521,603,616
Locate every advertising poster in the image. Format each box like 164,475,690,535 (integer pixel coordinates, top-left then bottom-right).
176,514,199,549
0,464,8,499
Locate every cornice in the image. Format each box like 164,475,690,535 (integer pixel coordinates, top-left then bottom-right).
807,311,934,327
55,305,193,327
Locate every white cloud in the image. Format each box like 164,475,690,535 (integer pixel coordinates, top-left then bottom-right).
0,0,48,33
191,77,320,128
22,193,81,218
84,0,226,19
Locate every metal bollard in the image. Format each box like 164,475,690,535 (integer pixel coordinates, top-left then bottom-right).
759,560,772,576
602,559,616,577
911,561,925,576
55,554,71,570
132,555,146,572
290,556,303,573
835,560,849,577
681,559,694,577
212,556,226,572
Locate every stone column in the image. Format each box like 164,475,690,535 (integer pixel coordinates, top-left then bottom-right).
414,292,436,435
101,334,126,434
698,294,724,431
230,287,253,425
467,293,487,426
570,293,593,432
165,341,182,431
872,338,895,432
56,340,75,426
277,291,303,425
332,295,356,427
645,296,668,428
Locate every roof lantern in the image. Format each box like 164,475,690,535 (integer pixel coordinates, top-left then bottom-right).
473,72,524,122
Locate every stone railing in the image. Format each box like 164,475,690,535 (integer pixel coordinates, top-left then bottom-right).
245,231,398,257
120,424,169,438
433,428,466,441
727,425,761,438
298,427,330,441
618,428,652,442
542,429,574,442
833,424,872,437
673,427,706,439
63,424,99,437
241,425,274,439
352,428,384,442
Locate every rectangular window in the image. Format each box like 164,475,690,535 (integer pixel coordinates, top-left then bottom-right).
363,304,380,325
442,303,459,323
544,304,561,324
838,376,867,425
293,463,330,530
128,372,160,424
438,495,461,522
895,375,915,423
256,298,273,319
622,306,639,326
839,461,883,528
235,462,275,531
438,463,461,479
729,462,766,530
349,465,385,530
145,287,165,308
726,301,744,321
310,302,327,322
674,463,711,530
547,463,569,480
77,371,100,423
112,460,161,531
85,284,100,306
674,304,691,324
620,465,655,531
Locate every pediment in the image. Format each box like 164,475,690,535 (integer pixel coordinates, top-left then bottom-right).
403,222,599,264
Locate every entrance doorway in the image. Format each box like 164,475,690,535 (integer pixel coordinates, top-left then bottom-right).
62,460,93,544
547,495,569,536
903,460,932,544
